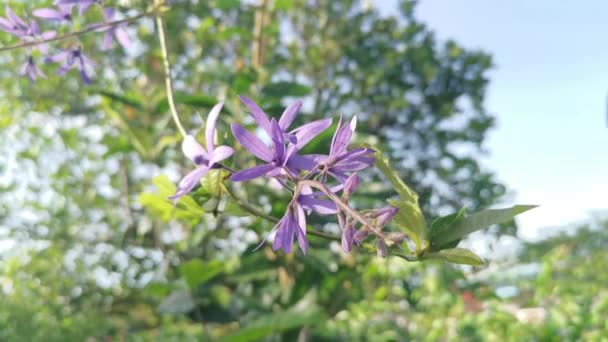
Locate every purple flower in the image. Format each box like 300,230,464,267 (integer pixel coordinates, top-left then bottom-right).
46,47,95,84
316,116,375,182
273,203,308,254
20,56,45,81
239,96,332,152
230,97,331,181
89,7,130,49
56,0,101,15
0,6,30,36
33,4,73,23
169,102,234,202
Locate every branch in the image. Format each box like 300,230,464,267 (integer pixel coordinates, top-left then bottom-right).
155,4,186,137
0,11,154,52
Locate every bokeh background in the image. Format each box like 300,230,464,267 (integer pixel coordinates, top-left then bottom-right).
0,0,607,340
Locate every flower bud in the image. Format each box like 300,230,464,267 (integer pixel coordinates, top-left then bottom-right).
387,232,406,244
343,173,360,197
341,225,356,253
353,229,370,244
376,206,399,227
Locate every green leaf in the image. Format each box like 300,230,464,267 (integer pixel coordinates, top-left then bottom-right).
179,259,224,289
375,149,427,251
428,207,467,251
98,90,144,109
431,205,537,248
154,93,219,115
219,308,326,342
424,248,485,266
199,169,228,198
261,81,312,98
215,0,240,10
139,175,204,222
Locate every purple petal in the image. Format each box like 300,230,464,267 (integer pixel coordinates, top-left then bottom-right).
330,117,355,158
231,124,273,162
103,7,116,20
205,101,224,153
114,27,131,49
102,31,113,49
341,225,355,252
285,154,317,171
270,118,285,163
292,118,332,150
239,95,272,135
45,50,70,63
278,100,301,131
32,8,66,20
296,205,308,254
181,135,207,164
298,195,337,215
343,173,360,196
230,163,276,182
6,6,27,28
332,155,375,173
210,145,234,165
273,214,295,254
168,166,210,203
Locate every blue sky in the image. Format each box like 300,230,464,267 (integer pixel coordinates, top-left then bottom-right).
380,1,608,239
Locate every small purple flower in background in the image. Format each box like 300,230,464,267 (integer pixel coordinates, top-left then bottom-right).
97,7,130,49
315,116,375,182
33,4,73,24
0,6,32,37
46,47,95,84
56,0,102,16
169,102,234,203
273,204,308,254
20,56,45,81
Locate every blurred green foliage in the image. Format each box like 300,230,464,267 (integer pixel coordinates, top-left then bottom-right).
1,0,601,341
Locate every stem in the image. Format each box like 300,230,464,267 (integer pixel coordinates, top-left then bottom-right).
0,11,154,52
299,179,387,240
222,184,340,241
155,7,186,137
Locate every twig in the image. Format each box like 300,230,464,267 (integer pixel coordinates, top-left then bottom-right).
155,5,186,137
0,11,154,52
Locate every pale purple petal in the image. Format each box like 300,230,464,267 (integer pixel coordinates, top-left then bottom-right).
330,118,354,158
292,118,332,150
32,8,67,20
296,205,308,254
341,225,355,252
6,6,27,28
270,119,285,163
210,145,234,164
205,101,224,153
231,124,273,162
285,154,317,171
181,135,207,164
273,214,295,254
298,195,337,215
239,95,272,135
343,173,360,195
278,100,301,131
230,163,276,182
114,27,131,49
168,166,210,203
103,7,116,20
102,31,113,49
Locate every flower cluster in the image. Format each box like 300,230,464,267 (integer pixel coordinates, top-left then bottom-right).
171,97,401,256
0,1,131,83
